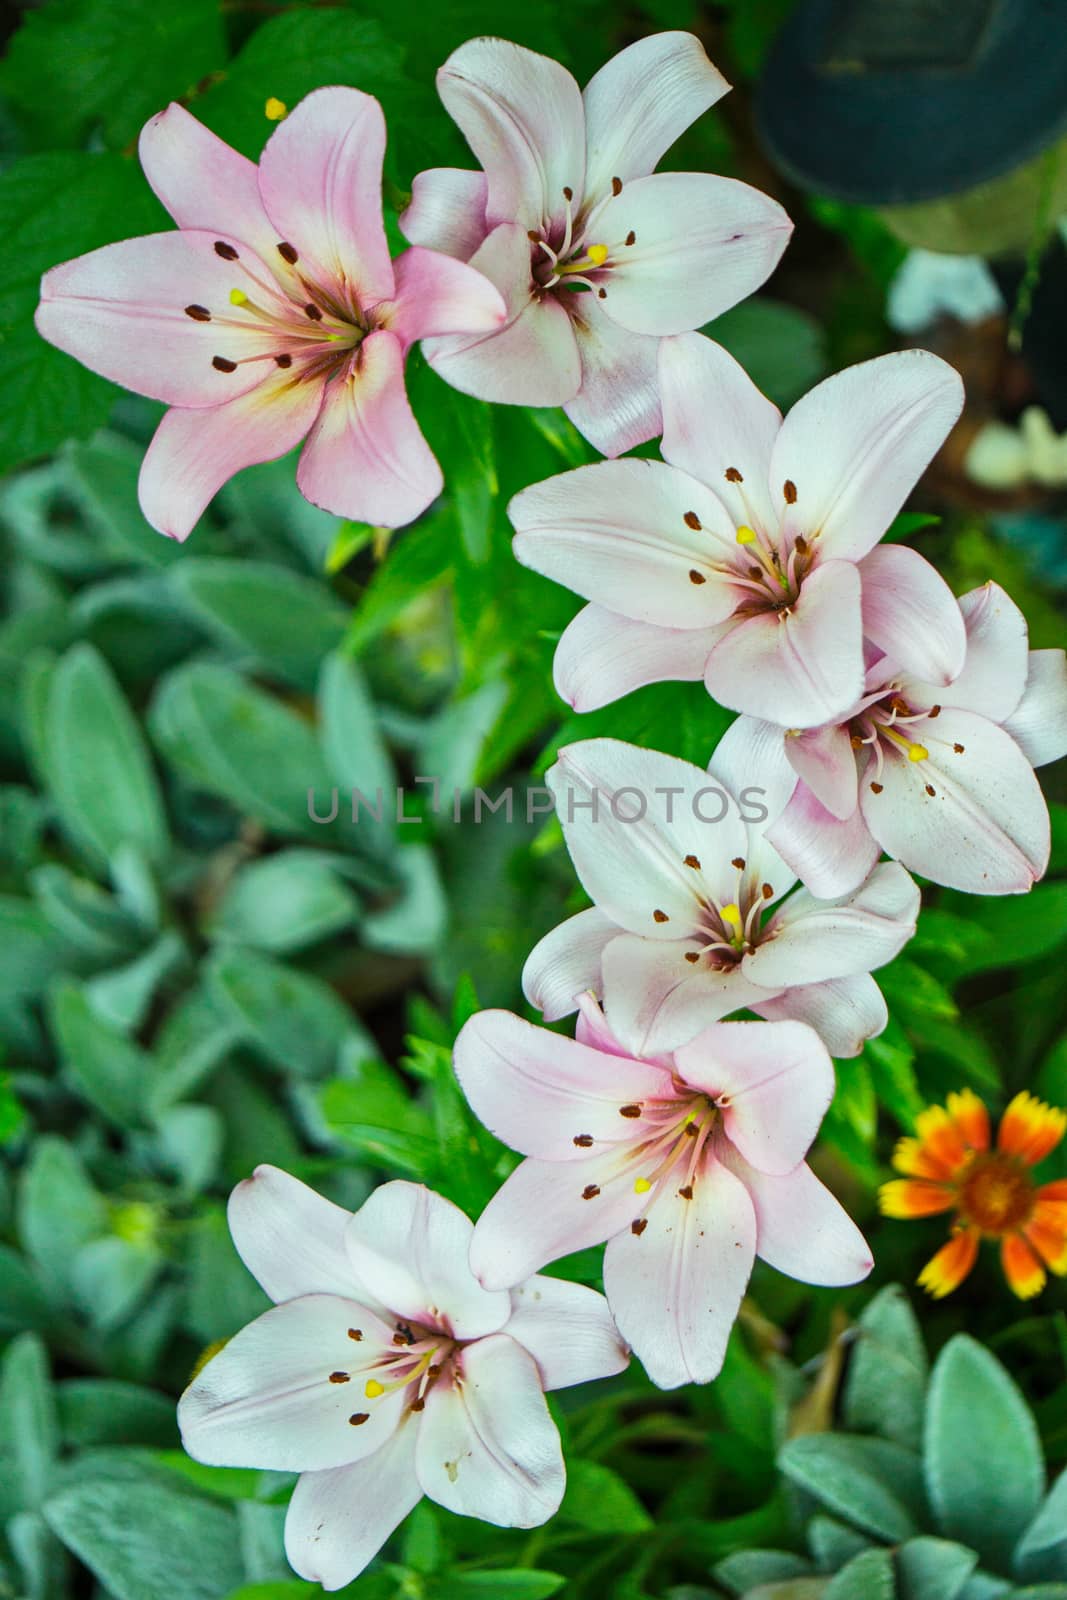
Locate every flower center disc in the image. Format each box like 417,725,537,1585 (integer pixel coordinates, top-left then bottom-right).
959,1153,1034,1234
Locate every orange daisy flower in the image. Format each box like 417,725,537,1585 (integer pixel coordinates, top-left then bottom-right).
879,1088,1067,1300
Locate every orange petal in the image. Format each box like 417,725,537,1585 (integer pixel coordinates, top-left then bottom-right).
917,1226,979,1299
1036,1179,1067,1206
1025,1202,1067,1275
946,1088,990,1152
880,1179,956,1219
1001,1232,1047,1299
892,1135,954,1180
914,1104,969,1174
997,1091,1067,1166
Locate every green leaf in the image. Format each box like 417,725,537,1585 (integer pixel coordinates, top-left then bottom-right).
806,1517,874,1570
44,643,169,872
50,981,156,1127
778,1434,918,1543
206,947,352,1079
57,1381,178,1449
317,650,396,804
1018,1466,1067,1563
707,298,827,407
924,1335,1044,1568
363,842,447,956
560,1458,654,1534
16,1135,108,1295
843,1285,929,1448
441,1574,567,1600
0,896,67,998
44,1479,244,1600
206,851,360,954
71,1236,163,1332
896,1537,978,1600
824,1549,895,1600
715,1552,813,1592
170,560,347,693
0,1335,58,1520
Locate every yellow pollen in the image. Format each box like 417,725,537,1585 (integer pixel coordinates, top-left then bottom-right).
634,1177,651,1194
229,288,248,307
908,743,929,762
735,525,757,545
364,1378,385,1398
265,97,288,121
720,903,743,933
587,243,609,266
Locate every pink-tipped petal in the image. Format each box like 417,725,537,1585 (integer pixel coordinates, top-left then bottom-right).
553,604,725,714
178,1294,402,1470
522,907,618,1022
783,724,858,821
507,1275,629,1390
344,1182,511,1341
1004,650,1067,767
297,331,442,528
674,1019,835,1174
602,934,778,1059
510,458,741,629
36,231,281,408
415,1334,564,1526
548,739,748,936
770,350,964,563
583,32,730,193
719,1147,873,1286
603,1155,756,1388
660,333,782,532
257,87,394,305
138,102,277,260
861,708,1050,894
768,782,881,900
707,713,801,899
751,973,888,1060
564,298,663,457
704,559,866,728
596,173,792,337
139,367,325,541
453,1008,668,1161
285,1423,420,1591
437,38,585,233
227,1164,356,1304
859,544,966,685
385,246,505,349
423,222,581,407
931,582,1030,719
744,861,919,988
399,166,489,259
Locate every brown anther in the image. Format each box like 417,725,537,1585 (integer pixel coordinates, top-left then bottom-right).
850,735,864,749
392,1334,409,1345
410,1397,426,1412
184,304,211,321
582,1184,601,1200
794,535,808,555
689,569,706,584
870,781,884,794
683,510,702,530
725,467,743,483
349,1412,370,1426
748,566,763,579
683,1121,698,1138
925,784,936,797
348,1328,363,1341
305,303,323,321
762,882,774,899
684,951,700,964
329,1372,350,1383
274,353,293,368
212,355,237,371
563,186,573,201
573,1133,594,1147
597,288,607,299
652,909,669,923
929,704,941,718
427,1365,441,1378
214,241,239,260
731,857,746,870
619,1104,642,1118
625,229,636,246
611,176,623,196
684,854,701,869
783,479,798,504
954,742,965,754
527,230,540,242
631,1218,648,1236
277,242,299,264
678,1184,694,1200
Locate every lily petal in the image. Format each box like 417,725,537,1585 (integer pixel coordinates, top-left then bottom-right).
704,559,866,728
507,1275,629,1390
583,31,730,194
751,973,888,1060
707,712,801,899
522,906,618,1022
770,350,964,563
256,86,394,305
139,365,325,541
767,782,881,900
1004,650,1067,767
859,544,966,686
744,861,919,988
139,102,278,261
603,1154,756,1388
602,933,778,1058
385,246,506,349
553,604,724,713
437,37,585,233
782,724,857,821
285,1423,420,1591
928,582,1029,719
510,458,741,629
565,296,663,456
719,1146,874,1285
596,172,792,337
297,331,442,528
227,1164,356,1303
415,1334,564,1526
399,166,489,260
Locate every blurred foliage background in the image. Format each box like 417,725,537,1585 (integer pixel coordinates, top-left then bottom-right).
2,0,1067,1597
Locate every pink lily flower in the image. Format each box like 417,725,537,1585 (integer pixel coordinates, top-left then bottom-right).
510,332,965,726
762,581,1067,898
454,1001,872,1388
400,34,792,456
523,725,919,1056
36,90,506,540
179,1167,627,1591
